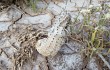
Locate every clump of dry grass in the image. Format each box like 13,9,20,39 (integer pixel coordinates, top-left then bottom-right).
69,1,110,69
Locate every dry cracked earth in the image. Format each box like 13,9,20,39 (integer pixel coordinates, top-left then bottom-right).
0,0,110,70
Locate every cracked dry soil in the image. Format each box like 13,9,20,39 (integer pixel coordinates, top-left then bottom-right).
0,0,109,70
0,6,85,70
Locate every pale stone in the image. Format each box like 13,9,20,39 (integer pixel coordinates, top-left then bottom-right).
17,13,53,28
0,5,22,22
0,22,12,31
47,2,63,15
